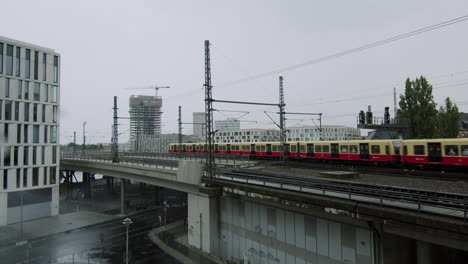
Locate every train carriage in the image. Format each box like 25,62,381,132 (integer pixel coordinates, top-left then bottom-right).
401,139,468,167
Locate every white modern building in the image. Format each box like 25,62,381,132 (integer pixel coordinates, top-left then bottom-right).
192,112,205,138
0,36,60,226
287,125,360,141
214,129,280,143
215,118,240,131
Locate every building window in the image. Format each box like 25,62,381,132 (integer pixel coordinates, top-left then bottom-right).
25,49,31,78
32,168,39,186
52,146,57,163
34,51,39,80
18,80,22,99
0,100,2,121
3,170,8,189
49,167,56,184
3,140,11,165
23,168,28,187
51,86,58,103
33,125,40,143
53,106,57,123
6,44,13,75
44,84,48,102
17,124,21,143
15,47,20,77
23,146,29,165
16,169,21,188
42,105,46,122
34,83,40,101
32,147,37,165
24,81,29,100
50,126,57,143
43,167,47,185
43,53,47,81
5,78,10,97
53,56,59,83
24,103,30,122
44,125,48,143
23,125,29,144
15,102,20,121
0,43,3,73
13,147,18,166
41,146,45,164
33,104,38,122
5,100,12,120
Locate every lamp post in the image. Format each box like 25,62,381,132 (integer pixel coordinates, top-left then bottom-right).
122,218,132,264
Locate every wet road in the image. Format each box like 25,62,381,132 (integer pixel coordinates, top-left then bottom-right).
0,208,185,264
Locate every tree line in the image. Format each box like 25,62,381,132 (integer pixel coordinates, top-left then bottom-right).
397,76,462,139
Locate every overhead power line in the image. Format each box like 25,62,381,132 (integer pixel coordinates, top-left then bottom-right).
216,14,468,88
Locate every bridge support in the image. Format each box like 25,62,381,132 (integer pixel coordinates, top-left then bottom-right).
0,192,7,226
188,188,221,255
120,179,126,215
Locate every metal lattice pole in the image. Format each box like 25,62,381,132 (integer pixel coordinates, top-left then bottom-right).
279,76,287,162
178,105,182,156
112,96,119,163
204,40,215,184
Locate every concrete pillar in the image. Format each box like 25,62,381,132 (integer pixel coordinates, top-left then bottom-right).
51,186,59,216
187,190,220,255
0,192,7,226
120,179,126,214
416,241,432,264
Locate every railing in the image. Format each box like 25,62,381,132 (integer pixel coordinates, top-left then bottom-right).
215,168,468,221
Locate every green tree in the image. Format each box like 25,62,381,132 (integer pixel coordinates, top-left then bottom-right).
435,97,461,138
398,76,438,138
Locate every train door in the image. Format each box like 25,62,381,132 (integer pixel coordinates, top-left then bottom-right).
428,143,442,162
307,144,314,157
251,144,256,155
266,144,272,155
283,144,290,157
297,143,301,158
214,144,219,153
331,144,339,158
192,145,196,153
227,144,231,154
359,143,369,159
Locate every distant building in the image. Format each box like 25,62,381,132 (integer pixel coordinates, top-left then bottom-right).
0,36,61,225
136,134,201,152
129,95,163,150
287,126,361,141
215,119,240,131
192,112,205,138
214,129,280,143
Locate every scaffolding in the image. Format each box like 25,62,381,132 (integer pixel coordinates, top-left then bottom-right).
129,95,162,150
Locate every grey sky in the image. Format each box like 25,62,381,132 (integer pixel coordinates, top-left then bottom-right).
3,0,468,144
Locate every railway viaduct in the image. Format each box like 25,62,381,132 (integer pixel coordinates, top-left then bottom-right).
60,155,468,264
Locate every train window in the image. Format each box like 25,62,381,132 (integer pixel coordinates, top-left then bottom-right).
371,145,380,154
461,145,468,156
256,146,261,151
300,145,306,153
392,142,401,155
445,145,458,156
291,145,297,152
350,145,358,153
272,145,278,152
385,145,390,155
341,145,348,153
315,145,322,152
261,145,266,151
414,145,425,155
323,145,330,153
403,146,408,155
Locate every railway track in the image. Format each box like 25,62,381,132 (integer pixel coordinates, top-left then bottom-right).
215,168,468,220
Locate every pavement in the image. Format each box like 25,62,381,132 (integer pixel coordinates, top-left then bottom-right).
148,220,222,264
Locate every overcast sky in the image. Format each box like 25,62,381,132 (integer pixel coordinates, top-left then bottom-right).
3,1,468,144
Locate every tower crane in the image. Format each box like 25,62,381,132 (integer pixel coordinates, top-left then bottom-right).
126,85,170,135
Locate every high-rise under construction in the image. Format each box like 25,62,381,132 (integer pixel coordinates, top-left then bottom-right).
129,95,163,150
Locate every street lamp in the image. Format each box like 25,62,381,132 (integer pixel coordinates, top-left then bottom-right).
122,218,133,264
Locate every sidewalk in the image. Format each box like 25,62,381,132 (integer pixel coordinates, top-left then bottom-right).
148,220,223,264
0,210,121,247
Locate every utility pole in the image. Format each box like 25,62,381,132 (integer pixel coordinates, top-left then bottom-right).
178,106,182,154
112,96,119,163
204,40,215,185
82,121,87,153
279,76,287,162
393,87,397,118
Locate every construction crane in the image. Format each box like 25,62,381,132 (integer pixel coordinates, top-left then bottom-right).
126,85,170,135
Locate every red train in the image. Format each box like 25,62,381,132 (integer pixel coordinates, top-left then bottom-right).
169,138,468,168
